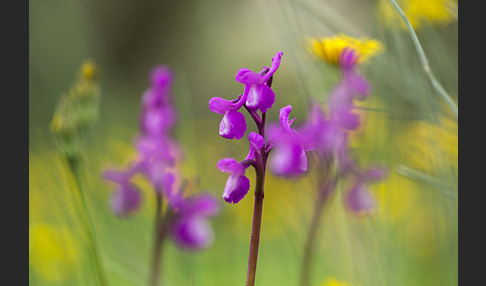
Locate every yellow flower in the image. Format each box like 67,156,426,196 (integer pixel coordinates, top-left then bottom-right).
321,277,349,286
375,172,419,222
394,115,457,173
49,112,64,133
309,34,383,66
79,59,100,82
29,223,80,282
50,59,102,139
378,0,457,30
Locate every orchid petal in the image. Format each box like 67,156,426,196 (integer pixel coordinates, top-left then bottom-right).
222,174,250,204
172,216,214,250
150,66,173,88
111,184,142,216
263,51,283,82
217,158,246,175
219,110,246,139
235,68,265,85
346,184,374,214
209,97,237,114
245,132,266,161
279,105,293,132
257,84,275,113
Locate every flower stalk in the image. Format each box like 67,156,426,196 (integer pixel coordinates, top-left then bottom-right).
50,60,107,285
297,43,388,286
149,192,174,286
299,177,337,286
103,65,220,286
246,114,269,286
388,0,458,118
149,192,164,286
210,51,296,286
68,156,108,286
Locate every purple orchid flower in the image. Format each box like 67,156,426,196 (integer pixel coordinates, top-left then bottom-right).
339,47,360,70
103,65,220,255
149,66,173,90
102,169,142,216
171,193,220,250
209,96,248,140
217,132,265,204
268,105,319,177
328,82,361,130
346,166,387,214
209,52,283,140
235,51,283,113
140,67,177,137
217,158,251,204
134,135,182,194
297,45,388,286
326,49,372,131
102,64,223,286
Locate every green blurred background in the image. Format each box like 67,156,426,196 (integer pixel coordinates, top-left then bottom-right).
30,0,458,285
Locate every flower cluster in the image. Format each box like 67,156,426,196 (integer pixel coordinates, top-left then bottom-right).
50,59,101,159
209,52,315,205
216,132,266,203
209,52,283,203
103,66,219,249
209,48,385,214
209,52,283,139
303,46,387,214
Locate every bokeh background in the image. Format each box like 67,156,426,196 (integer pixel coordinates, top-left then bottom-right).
29,0,458,285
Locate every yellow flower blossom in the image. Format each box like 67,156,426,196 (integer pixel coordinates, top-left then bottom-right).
29,223,80,282
378,0,457,29
394,115,457,173
309,34,383,66
321,277,350,286
50,59,101,140
79,59,100,82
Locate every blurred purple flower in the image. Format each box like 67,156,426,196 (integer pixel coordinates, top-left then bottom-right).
171,193,220,250
339,47,360,70
327,49,371,131
328,82,360,130
102,169,142,216
269,105,315,177
102,65,219,252
346,184,375,214
134,135,182,193
346,166,387,214
140,66,177,136
298,103,341,157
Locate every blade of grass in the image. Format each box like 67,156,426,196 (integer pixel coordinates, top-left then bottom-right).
396,165,457,200
388,0,458,119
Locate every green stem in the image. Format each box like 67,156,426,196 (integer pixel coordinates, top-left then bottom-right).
245,154,267,286
245,111,269,286
67,156,108,286
299,178,337,286
150,193,167,286
388,0,458,118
